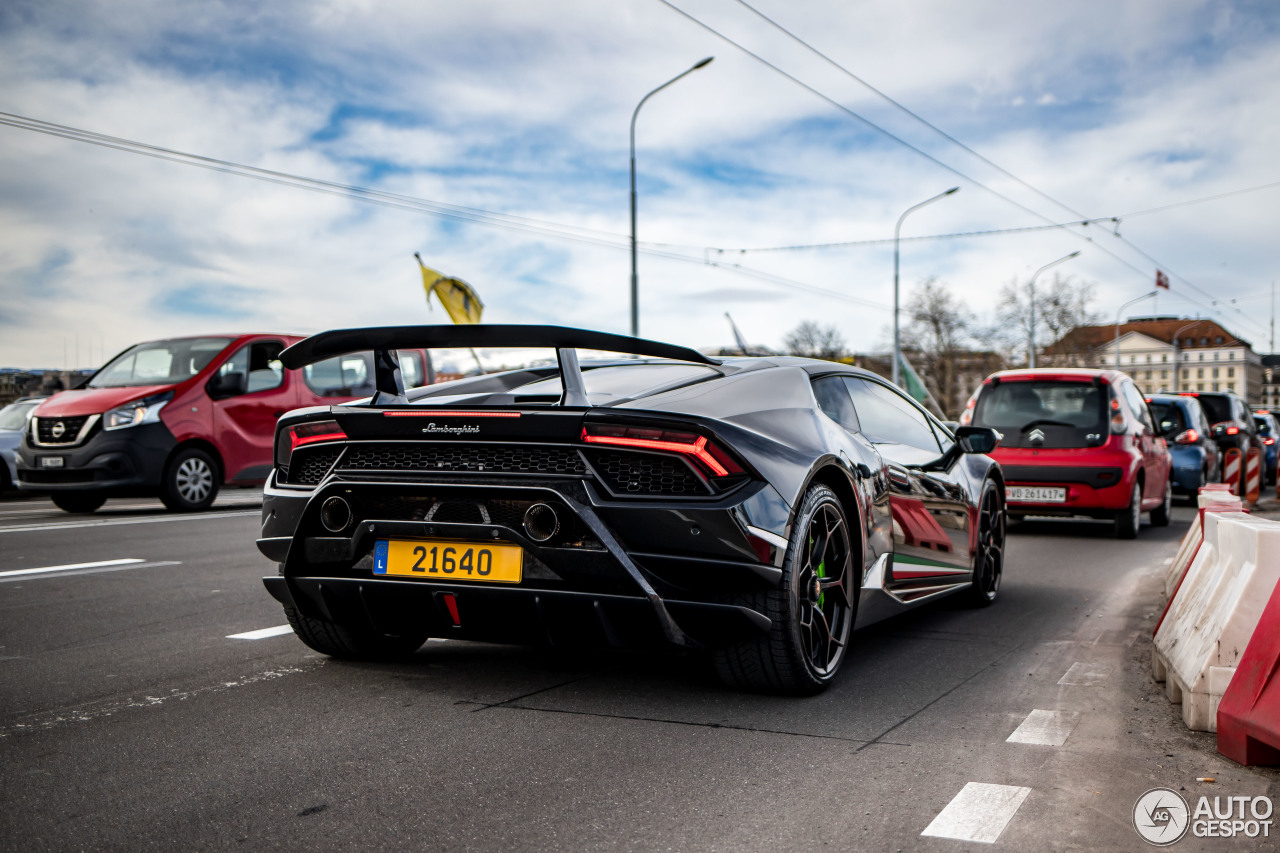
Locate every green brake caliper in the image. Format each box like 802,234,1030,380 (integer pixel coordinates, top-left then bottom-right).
812,535,826,608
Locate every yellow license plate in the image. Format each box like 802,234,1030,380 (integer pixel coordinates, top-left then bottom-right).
373,539,523,583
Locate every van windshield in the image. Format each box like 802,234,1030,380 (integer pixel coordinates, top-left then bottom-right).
972,380,1107,448
89,338,233,388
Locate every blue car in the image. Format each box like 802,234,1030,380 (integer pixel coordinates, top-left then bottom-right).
1147,394,1221,497
1254,411,1278,485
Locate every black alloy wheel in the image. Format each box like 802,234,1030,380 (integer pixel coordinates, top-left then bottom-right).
283,606,429,660
713,484,856,694
965,480,1005,607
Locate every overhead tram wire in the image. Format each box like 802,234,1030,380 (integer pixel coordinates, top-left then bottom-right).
718,1,1275,340
655,0,1271,341
0,111,889,313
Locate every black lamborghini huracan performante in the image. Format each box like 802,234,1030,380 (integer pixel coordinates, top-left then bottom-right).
258,326,1006,694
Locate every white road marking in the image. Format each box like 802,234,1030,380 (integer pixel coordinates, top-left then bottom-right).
921,782,1032,844
0,561,182,583
1058,662,1113,685
0,558,144,578
227,625,294,640
1007,709,1082,746
0,509,258,534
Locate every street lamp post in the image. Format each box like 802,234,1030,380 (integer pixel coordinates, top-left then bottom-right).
630,57,714,338
893,187,960,387
1114,291,1159,370
1027,250,1081,368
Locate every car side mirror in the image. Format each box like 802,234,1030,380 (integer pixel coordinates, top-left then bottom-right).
207,371,247,400
955,426,1001,455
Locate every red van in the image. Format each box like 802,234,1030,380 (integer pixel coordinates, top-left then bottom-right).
966,367,1173,538
15,334,434,513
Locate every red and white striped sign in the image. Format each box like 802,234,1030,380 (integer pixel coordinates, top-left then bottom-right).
1222,447,1242,496
1245,447,1262,503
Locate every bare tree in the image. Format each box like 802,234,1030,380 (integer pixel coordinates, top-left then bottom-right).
904,278,974,416
783,321,847,361
997,272,1101,366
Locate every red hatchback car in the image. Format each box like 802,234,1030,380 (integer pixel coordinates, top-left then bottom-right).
965,368,1172,538
16,333,434,513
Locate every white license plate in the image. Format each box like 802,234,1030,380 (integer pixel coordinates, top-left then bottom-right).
1008,486,1066,503
40,457,64,469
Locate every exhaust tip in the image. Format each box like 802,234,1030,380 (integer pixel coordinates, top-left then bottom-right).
320,496,352,532
523,503,560,543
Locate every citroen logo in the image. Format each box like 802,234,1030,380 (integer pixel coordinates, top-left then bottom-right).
51,421,66,439
1027,428,1045,445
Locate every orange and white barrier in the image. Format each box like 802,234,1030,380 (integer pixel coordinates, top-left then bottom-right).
1222,447,1242,496
1244,447,1262,503
1153,511,1280,731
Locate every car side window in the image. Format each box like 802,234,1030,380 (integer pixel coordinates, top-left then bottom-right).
843,377,941,453
220,341,285,396
1121,382,1153,431
811,376,860,432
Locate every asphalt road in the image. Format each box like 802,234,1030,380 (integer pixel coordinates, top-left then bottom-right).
1,493,1276,851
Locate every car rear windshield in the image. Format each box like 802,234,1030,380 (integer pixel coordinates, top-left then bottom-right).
1256,416,1273,437
1191,394,1230,423
1148,401,1187,436
513,363,719,401
972,380,1107,448
89,338,234,388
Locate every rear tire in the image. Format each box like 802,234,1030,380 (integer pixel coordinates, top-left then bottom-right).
160,447,219,512
284,606,428,660
50,492,107,514
1114,481,1141,539
712,485,856,695
965,480,1005,607
1150,479,1172,527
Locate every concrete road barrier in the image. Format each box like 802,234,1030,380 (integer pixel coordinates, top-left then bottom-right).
1152,511,1280,731
1218,572,1280,765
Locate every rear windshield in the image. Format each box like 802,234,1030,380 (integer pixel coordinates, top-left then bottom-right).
1193,395,1230,423
89,338,233,388
1148,401,1187,436
1257,416,1273,437
513,363,718,401
972,380,1107,448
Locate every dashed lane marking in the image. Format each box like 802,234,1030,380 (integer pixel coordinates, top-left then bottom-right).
0,558,144,577
0,560,181,583
0,509,258,534
1058,662,1113,686
921,782,1032,844
1006,709,1082,746
227,625,294,640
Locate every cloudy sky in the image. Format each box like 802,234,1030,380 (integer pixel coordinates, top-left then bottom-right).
2,0,1278,369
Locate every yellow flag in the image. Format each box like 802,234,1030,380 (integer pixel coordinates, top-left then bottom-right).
416,254,484,324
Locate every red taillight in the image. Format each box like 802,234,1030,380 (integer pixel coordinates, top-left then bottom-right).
1226,425,1240,436
289,419,347,450
1266,437,1276,446
581,424,743,478
1174,429,1200,445
383,411,520,418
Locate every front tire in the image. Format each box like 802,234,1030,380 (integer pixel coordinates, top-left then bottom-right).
1150,479,1172,527
1115,481,1141,539
51,492,107,514
284,606,428,660
965,480,1005,607
713,485,856,695
160,447,219,512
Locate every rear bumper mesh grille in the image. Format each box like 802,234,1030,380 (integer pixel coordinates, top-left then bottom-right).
340,443,586,476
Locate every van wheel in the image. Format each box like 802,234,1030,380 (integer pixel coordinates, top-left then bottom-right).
51,492,107,514
160,448,219,512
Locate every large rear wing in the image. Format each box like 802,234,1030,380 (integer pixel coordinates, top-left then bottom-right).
278,324,719,406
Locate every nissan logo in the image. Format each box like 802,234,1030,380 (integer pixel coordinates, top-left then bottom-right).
51,421,66,439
